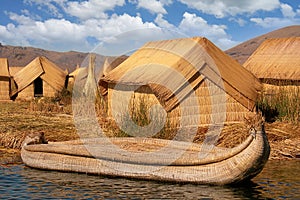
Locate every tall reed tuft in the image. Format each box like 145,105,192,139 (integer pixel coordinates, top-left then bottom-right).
98,95,177,139
257,80,300,124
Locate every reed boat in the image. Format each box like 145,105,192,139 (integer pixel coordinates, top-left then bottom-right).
21,118,270,185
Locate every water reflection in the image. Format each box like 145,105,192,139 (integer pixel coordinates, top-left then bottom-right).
0,160,299,199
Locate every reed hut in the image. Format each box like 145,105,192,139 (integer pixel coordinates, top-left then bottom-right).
99,37,262,130
68,56,127,92
11,57,67,100
243,37,300,121
67,65,85,92
0,58,11,100
243,37,300,92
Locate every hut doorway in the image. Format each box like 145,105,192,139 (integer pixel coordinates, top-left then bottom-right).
34,77,43,97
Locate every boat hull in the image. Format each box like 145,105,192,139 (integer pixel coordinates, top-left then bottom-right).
21,131,270,185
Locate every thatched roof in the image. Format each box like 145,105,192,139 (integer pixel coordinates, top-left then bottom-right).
40,57,67,90
69,67,87,78
243,37,300,80
12,57,67,95
68,56,127,89
0,58,10,77
100,37,261,111
9,67,23,75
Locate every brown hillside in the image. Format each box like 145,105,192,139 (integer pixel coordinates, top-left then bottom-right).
226,25,300,64
0,44,90,72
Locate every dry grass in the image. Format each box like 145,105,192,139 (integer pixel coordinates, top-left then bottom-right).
258,81,300,123
0,101,78,149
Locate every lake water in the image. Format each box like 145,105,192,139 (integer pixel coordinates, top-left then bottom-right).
0,160,299,199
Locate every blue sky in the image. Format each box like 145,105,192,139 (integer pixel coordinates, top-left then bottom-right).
0,0,299,55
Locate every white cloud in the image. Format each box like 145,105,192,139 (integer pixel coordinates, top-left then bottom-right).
155,12,238,49
178,12,238,49
0,12,160,52
136,0,170,14
250,17,300,28
6,12,34,25
178,0,280,18
1,10,238,52
91,13,157,39
250,3,300,28
280,3,296,18
24,0,66,18
93,27,185,56
229,17,246,26
155,14,176,29
24,0,125,20
64,0,125,20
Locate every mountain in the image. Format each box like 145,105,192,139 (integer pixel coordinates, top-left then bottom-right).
0,44,90,72
226,25,300,64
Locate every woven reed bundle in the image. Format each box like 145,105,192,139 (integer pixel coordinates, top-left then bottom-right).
24,134,253,166
21,128,269,185
21,113,270,185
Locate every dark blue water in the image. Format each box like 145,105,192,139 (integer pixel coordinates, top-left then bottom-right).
0,160,299,199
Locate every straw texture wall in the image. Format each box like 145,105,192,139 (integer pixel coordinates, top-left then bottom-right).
100,37,261,129
107,80,251,130
43,81,58,97
17,85,34,100
0,77,10,100
0,58,11,100
0,58,10,77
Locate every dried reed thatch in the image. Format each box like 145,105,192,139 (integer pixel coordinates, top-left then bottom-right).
67,66,86,91
0,58,11,100
68,55,127,92
99,37,262,130
11,57,67,99
243,37,300,81
243,37,300,92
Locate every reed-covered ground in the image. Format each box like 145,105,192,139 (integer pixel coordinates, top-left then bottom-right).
0,91,299,165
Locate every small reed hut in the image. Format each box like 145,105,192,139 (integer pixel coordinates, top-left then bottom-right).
11,56,67,100
243,37,300,91
243,37,300,122
67,56,127,92
99,37,262,131
0,58,11,100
